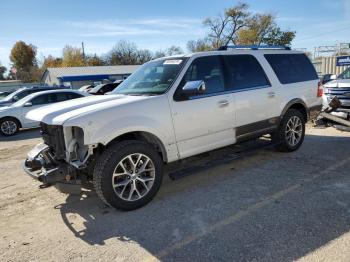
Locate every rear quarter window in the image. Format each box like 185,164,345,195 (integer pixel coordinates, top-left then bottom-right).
264,54,318,84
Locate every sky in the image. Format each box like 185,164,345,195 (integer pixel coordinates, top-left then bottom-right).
1,0,350,68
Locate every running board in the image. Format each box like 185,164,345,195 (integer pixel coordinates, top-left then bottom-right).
168,139,276,180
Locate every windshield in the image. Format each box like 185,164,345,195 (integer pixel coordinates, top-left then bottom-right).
112,58,187,95
338,68,350,79
1,88,24,102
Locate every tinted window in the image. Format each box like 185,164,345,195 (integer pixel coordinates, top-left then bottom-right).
67,92,84,99
16,90,35,100
181,56,225,95
31,94,50,105
265,54,318,84
56,93,70,102
225,55,270,90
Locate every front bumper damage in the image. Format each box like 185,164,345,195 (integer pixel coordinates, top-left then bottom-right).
23,143,82,194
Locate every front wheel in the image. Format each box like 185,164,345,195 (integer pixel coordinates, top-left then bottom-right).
0,118,20,136
273,109,306,152
93,140,163,211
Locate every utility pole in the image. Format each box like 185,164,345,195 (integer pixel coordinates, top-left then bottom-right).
82,42,86,63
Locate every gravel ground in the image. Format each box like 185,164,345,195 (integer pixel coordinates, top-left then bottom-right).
1,126,350,262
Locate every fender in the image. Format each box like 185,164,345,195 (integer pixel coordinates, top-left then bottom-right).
280,98,308,120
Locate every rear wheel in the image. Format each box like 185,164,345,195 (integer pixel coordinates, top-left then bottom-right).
0,118,20,136
273,109,305,152
93,140,163,211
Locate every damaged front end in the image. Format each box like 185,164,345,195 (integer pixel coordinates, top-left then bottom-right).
23,123,95,194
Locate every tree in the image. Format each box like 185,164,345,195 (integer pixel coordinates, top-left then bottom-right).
86,54,105,66
137,49,153,64
107,40,154,65
61,45,85,67
166,46,184,56
203,2,250,48
153,46,184,59
187,38,214,52
0,63,7,80
263,28,295,46
9,41,39,82
107,40,139,65
42,55,63,69
237,14,275,45
188,2,296,51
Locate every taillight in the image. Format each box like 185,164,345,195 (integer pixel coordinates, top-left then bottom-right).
317,81,323,97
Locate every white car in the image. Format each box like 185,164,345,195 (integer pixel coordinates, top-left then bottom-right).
24,46,322,210
0,89,88,136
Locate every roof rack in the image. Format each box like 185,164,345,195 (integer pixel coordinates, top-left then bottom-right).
218,45,291,51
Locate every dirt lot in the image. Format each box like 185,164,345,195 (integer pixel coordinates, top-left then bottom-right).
1,126,350,262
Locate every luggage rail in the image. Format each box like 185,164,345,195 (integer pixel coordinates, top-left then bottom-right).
218,45,292,51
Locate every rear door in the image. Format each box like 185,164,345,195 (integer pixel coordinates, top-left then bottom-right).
223,55,279,139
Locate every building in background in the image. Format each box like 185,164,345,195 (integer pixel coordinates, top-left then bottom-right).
41,65,139,89
312,56,350,77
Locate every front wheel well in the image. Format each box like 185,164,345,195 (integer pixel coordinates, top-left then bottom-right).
0,116,22,128
103,131,167,162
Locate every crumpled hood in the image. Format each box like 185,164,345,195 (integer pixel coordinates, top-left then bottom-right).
324,79,350,88
26,94,149,125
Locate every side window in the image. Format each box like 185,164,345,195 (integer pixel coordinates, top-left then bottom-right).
181,56,225,95
67,92,83,99
264,54,318,84
56,93,69,102
225,55,270,90
31,94,50,105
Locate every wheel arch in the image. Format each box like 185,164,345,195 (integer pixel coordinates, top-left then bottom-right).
281,99,308,122
0,116,22,128
104,131,168,162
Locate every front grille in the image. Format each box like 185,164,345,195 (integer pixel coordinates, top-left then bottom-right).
325,88,350,108
40,123,66,160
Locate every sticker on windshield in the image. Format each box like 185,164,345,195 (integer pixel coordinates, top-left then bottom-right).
163,60,183,65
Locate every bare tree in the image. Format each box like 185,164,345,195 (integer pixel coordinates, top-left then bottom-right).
203,2,250,48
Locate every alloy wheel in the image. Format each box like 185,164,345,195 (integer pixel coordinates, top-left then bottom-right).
1,120,17,135
112,153,156,201
285,116,303,147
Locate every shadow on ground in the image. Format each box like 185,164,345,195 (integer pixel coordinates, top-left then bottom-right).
0,128,40,142
56,134,350,261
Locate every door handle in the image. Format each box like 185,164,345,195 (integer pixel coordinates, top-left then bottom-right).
268,91,276,98
218,100,229,107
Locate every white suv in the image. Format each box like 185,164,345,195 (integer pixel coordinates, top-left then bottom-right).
24,46,322,210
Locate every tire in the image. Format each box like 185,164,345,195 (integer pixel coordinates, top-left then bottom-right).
0,117,20,136
93,140,163,211
273,109,306,152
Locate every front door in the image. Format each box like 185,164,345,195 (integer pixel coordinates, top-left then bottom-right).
169,55,236,159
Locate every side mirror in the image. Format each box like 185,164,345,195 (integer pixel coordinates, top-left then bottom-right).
181,80,206,97
23,102,32,107
13,95,19,101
